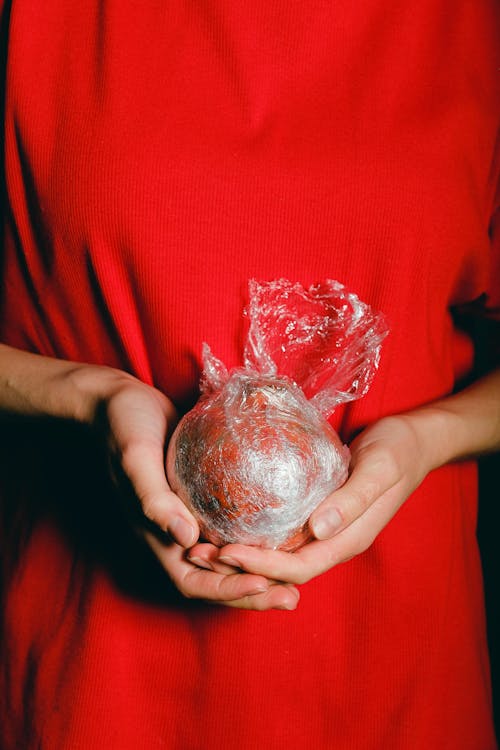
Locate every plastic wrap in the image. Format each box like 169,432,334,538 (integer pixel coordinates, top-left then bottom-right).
166,279,388,550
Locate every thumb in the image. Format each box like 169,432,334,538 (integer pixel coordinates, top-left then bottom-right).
310,450,400,541
120,437,199,548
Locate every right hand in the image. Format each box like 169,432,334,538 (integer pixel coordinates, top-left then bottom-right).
0,346,299,609
72,364,301,611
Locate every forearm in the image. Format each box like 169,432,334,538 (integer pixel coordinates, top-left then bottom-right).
0,343,130,424
405,367,500,471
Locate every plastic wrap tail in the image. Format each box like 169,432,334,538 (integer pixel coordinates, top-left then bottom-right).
243,279,388,418
200,278,388,418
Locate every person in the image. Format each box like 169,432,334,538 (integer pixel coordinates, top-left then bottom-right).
0,1,499,748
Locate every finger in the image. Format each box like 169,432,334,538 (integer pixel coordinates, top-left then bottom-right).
122,438,199,547
220,585,300,611
309,449,401,540
188,543,242,574
145,531,273,602
187,544,301,588
218,479,410,584
218,540,334,585
182,567,270,601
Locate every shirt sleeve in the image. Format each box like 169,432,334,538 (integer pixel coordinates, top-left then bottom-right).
486,171,500,319
455,134,500,370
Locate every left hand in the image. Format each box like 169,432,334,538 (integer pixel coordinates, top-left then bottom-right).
187,414,432,587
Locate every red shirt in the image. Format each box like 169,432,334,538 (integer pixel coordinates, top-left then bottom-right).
1,1,499,747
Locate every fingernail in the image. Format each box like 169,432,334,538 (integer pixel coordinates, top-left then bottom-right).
218,555,241,568
169,517,196,547
187,556,212,570
311,508,343,540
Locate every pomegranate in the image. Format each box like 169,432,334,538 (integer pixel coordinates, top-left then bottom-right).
166,370,349,551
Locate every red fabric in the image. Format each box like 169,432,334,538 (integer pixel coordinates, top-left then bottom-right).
1,1,499,748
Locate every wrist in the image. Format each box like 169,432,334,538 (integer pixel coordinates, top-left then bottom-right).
401,370,500,469
401,406,466,472
0,344,135,425
52,364,139,425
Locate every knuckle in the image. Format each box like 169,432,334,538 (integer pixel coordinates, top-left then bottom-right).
120,439,151,472
326,546,345,567
141,495,164,522
175,574,195,600
119,442,140,476
353,481,380,513
351,533,376,558
366,448,401,482
213,578,226,597
294,570,311,585
376,449,401,479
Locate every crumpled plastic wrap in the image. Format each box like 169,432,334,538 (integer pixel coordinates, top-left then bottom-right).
166,279,388,551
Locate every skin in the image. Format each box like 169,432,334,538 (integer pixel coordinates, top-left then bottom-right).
1,342,499,611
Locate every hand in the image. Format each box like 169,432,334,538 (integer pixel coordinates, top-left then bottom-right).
0,342,299,611
90,367,299,610
188,415,431,588
84,361,500,601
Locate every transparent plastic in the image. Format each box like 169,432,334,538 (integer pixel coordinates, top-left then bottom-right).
166,279,388,550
